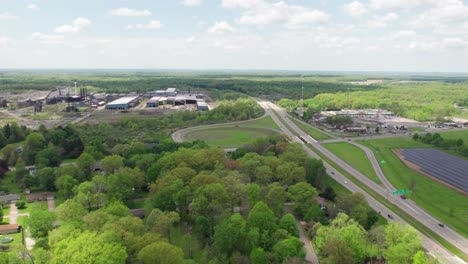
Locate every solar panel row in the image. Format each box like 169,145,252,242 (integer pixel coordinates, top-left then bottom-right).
401,148,468,193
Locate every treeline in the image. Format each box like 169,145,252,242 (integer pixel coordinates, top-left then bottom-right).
413,133,468,157
0,71,376,100
279,82,468,121
1,132,437,263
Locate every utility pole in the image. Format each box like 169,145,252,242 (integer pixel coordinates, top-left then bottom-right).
301,75,304,108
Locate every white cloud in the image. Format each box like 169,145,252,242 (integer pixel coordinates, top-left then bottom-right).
0,12,18,20
182,0,202,6
369,0,423,10
368,12,399,28
442,38,467,49
126,20,163,30
207,21,235,34
31,32,65,44
222,0,266,9
0,36,11,48
109,8,151,17
55,17,91,33
237,2,329,27
343,1,368,16
26,3,39,10
408,1,468,34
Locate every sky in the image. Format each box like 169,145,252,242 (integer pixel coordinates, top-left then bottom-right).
1,0,468,72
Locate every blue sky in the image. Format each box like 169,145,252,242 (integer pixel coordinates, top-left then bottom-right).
1,0,468,72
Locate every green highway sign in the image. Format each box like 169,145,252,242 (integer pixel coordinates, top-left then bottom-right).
392,189,408,195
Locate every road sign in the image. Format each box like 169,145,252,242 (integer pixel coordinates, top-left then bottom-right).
393,189,408,195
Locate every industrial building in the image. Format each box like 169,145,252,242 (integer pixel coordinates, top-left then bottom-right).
197,101,209,111
105,96,139,110
146,96,160,108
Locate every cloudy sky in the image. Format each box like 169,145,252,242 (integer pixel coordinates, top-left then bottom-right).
1,0,468,72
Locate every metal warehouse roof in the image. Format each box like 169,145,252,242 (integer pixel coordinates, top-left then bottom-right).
107,96,139,105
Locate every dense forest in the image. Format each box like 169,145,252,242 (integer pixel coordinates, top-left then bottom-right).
0,101,437,263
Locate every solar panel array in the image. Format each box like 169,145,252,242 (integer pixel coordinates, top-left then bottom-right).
401,148,468,193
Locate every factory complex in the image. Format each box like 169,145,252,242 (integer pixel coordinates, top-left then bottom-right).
104,88,209,111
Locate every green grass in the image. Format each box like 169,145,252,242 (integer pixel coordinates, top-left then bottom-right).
183,115,281,148
358,138,468,238
289,118,332,140
185,127,278,148
439,130,468,142
323,142,381,184
307,143,468,261
241,115,280,130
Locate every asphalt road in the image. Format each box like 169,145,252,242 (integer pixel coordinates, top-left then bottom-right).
262,101,467,264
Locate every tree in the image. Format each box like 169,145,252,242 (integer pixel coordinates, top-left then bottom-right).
250,247,268,264
246,183,262,208
15,200,26,209
314,213,368,264
247,202,277,250
213,213,246,256
100,155,124,175
384,223,422,264
107,172,133,203
51,231,127,264
288,182,318,217
279,214,299,237
272,237,305,263
146,209,180,237
412,250,427,264
55,199,87,226
23,132,46,164
35,144,61,169
55,175,78,200
37,167,57,191
76,152,95,182
265,183,287,217
137,241,184,264
28,210,56,239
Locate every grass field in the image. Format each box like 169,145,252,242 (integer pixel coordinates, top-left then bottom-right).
439,130,468,142
184,116,280,148
289,118,332,140
358,137,468,238
323,142,381,184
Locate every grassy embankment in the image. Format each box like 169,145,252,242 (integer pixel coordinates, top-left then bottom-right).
359,138,468,238
289,118,332,140
184,116,280,148
323,142,381,184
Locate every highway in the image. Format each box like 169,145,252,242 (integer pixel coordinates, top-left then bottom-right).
171,101,467,263
261,101,467,264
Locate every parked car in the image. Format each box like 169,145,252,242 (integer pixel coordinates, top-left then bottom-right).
387,214,394,219
438,223,445,228
400,194,407,199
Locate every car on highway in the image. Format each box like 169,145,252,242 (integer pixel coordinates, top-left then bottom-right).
330,171,335,175
387,214,393,219
400,194,407,199
438,223,445,228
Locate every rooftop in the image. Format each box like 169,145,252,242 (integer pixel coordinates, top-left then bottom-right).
107,96,139,106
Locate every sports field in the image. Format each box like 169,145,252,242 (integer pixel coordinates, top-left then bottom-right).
359,137,468,237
